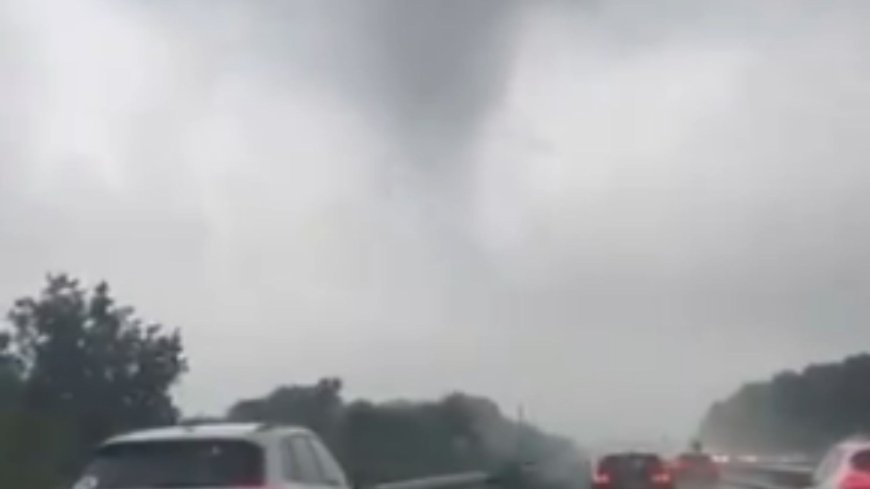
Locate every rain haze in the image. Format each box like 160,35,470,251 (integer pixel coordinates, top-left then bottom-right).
2,0,870,444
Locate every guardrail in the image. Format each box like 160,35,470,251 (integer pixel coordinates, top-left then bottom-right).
722,463,814,489
373,472,493,489
368,461,816,489
369,463,541,489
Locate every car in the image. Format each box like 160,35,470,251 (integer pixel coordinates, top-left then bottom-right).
592,452,674,489
671,453,719,487
811,439,870,489
71,422,349,489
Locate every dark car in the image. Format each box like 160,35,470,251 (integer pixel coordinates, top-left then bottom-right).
593,453,674,489
672,453,720,488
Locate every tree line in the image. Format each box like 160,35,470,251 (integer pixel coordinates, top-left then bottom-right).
227,379,586,488
0,274,585,489
700,353,870,455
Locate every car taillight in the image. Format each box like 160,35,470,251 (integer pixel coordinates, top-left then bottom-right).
842,472,870,489
593,472,611,485
652,472,671,485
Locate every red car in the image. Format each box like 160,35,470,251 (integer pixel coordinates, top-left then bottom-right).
593,453,674,489
671,453,720,487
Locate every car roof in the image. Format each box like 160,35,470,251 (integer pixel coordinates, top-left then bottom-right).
103,422,313,445
598,452,663,462
834,439,870,453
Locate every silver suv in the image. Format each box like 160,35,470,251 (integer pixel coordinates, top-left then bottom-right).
72,422,349,489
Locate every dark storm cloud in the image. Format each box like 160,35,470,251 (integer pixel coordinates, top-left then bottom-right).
3,0,870,444
159,1,523,173
353,2,522,172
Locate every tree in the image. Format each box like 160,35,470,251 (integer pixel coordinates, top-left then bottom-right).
0,346,22,411
227,379,585,489
700,353,870,455
230,377,344,446
0,274,188,486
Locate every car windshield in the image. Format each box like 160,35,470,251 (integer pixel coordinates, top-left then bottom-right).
78,440,264,489
852,451,870,473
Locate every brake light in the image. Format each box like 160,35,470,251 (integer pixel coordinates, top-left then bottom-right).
652,472,671,485
593,472,611,485
842,472,870,489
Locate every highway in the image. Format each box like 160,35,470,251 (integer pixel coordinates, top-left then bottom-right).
375,463,810,489
381,479,771,489
704,483,782,489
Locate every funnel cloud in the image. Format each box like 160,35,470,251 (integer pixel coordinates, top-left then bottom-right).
2,0,870,444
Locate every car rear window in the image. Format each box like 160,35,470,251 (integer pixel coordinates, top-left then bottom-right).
77,439,264,489
599,454,664,474
852,450,870,472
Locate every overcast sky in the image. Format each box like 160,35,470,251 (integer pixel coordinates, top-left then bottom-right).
2,0,870,443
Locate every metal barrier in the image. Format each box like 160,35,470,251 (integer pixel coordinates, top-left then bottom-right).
722,463,814,489
372,471,493,489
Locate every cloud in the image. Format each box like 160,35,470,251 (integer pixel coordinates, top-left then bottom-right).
2,0,870,443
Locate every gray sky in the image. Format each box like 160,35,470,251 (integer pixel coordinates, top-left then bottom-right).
2,0,870,443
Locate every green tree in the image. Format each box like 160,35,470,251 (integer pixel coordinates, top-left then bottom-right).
227,379,585,489
229,377,344,446
0,274,188,487
700,353,870,455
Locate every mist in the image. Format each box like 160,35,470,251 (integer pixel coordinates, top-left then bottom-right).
2,0,870,443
